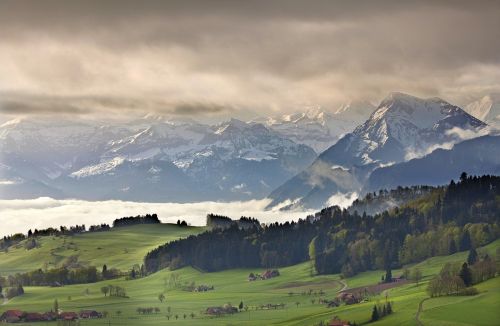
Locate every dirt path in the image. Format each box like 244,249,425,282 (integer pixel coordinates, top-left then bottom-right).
1,297,8,306
337,279,348,292
416,297,429,326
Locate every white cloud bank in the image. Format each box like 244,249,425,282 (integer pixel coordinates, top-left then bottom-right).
0,197,320,237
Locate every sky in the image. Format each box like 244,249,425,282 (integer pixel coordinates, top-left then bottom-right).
1,0,500,121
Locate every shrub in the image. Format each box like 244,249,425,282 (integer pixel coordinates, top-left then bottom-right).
460,287,479,296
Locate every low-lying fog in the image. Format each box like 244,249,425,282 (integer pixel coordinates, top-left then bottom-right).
0,197,326,237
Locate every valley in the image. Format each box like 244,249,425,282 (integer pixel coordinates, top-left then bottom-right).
0,224,498,325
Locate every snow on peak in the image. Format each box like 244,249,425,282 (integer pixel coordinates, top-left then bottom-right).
373,92,464,129
70,157,125,178
0,117,24,128
214,118,249,134
465,93,500,125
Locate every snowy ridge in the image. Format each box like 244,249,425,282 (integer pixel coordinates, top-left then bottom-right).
252,101,375,153
267,92,489,210
465,93,500,127
0,115,317,201
70,157,125,178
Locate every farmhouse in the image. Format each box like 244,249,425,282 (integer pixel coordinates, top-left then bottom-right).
79,310,102,319
59,311,78,320
0,310,23,323
336,292,360,305
24,312,45,322
262,269,280,279
329,316,350,326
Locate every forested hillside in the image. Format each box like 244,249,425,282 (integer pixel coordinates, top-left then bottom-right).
145,174,500,276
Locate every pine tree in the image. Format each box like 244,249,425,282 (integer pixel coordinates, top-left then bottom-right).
459,262,473,286
467,248,478,266
371,305,379,321
54,299,59,314
385,268,392,283
102,264,108,278
459,231,472,251
386,301,393,314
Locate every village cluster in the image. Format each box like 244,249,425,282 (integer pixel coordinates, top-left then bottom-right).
0,309,104,323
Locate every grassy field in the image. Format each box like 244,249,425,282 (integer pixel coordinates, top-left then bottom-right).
0,224,203,275
1,226,499,326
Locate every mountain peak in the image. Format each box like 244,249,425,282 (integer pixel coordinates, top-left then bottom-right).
465,93,500,125
214,118,250,134
371,92,471,130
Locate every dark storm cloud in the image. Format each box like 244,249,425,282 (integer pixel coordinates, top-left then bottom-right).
171,103,233,116
0,93,234,119
0,0,499,117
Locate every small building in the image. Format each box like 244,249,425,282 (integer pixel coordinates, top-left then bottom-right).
24,312,45,322
79,310,102,319
336,292,360,305
261,269,280,279
0,310,24,323
329,317,350,326
42,311,58,321
59,311,78,320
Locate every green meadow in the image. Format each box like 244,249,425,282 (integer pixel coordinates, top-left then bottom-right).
0,224,203,275
1,226,499,326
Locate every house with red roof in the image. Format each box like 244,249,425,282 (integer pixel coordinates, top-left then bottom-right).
59,311,78,320
0,310,24,323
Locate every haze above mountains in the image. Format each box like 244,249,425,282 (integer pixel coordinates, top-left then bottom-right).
1,92,499,209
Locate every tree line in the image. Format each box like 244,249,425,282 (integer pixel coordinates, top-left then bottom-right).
144,174,500,277
1,213,162,251
0,263,126,288
113,214,160,227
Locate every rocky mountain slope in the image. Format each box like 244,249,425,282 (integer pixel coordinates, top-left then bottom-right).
267,92,488,210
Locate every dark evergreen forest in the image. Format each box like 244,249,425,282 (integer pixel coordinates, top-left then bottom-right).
144,174,500,276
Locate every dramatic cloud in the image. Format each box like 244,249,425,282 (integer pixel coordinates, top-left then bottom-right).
0,197,320,237
1,0,499,119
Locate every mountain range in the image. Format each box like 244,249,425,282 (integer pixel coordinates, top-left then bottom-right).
267,92,491,209
1,92,498,207
0,116,315,201
252,101,374,153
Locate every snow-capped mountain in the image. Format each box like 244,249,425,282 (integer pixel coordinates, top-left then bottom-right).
267,92,488,210
0,116,316,201
252,101,374,153
465,94,500,127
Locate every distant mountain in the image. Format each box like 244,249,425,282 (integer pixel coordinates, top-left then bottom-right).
465,94,500,127
252,101,375,153
0,116,316,201
366,135,500,192
267,92,488,210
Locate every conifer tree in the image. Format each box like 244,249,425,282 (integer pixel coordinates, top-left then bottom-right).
467,248,478,266
371,305,379,321
459,262,473,286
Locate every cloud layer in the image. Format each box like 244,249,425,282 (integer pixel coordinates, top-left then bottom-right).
1,1,500,119
0,197,320,237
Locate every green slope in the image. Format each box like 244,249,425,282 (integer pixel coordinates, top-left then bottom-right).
1,236,498,325
0,224,204,275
